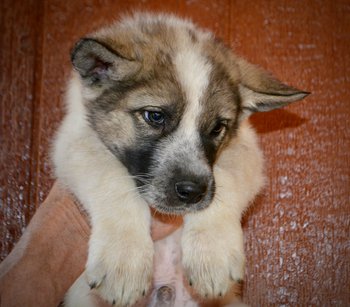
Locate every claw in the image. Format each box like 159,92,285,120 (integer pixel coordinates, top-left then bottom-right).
89,282,97,289
230,273,244,284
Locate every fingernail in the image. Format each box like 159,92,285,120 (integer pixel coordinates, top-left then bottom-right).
156,285,175,304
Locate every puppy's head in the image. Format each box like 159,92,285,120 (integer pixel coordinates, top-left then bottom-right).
70,13,308,214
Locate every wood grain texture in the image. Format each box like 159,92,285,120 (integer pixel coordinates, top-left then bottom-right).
1,0,349,305
229,1,350,305
0,0,44,260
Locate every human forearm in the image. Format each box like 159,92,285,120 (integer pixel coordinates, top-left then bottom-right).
0,182,183,307
0,182,90,307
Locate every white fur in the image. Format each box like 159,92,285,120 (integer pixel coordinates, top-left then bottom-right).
54,73,153,306
159,48,214,182
174,47,211,135
65,274,96,307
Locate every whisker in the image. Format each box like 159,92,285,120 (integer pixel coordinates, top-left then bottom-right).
213,192,223,204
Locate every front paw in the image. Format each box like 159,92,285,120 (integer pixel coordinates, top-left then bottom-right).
182,228,244,298
86,234,153,306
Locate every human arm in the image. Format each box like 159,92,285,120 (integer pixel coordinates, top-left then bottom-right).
0,182,180,307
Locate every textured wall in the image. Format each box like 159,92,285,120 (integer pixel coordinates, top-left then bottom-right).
1,0,349,305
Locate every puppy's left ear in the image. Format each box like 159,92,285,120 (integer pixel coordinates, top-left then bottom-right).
70,38,141,86
237,58,310,119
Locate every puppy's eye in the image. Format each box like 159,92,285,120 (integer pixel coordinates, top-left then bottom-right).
142,110,165,127
210,121,227,138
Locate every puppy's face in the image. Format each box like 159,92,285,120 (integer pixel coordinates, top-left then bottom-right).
71,14,308,214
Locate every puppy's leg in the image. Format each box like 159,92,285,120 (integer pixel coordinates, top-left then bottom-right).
181,166,247,299
65,192,153,307
85,192,153,306
182,213,244,298
56,134,153,306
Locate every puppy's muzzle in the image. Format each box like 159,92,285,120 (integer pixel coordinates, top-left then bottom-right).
164,171,215,212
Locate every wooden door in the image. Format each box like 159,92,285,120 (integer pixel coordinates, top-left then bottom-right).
1,1,349,305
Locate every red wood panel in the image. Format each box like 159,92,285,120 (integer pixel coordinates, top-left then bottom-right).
179,0,231,40
228,1,350,305
0,0,44,260
1,0,349,305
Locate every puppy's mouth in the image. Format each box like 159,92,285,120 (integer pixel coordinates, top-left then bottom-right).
137,180,215,216
148,201,212,215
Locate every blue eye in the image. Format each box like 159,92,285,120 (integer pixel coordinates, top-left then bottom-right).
142,110,165,127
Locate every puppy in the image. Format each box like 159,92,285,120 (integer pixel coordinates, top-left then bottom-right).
53,12,308,306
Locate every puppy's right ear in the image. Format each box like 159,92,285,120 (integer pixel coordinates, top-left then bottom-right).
71,38,141,85
236,58,310,120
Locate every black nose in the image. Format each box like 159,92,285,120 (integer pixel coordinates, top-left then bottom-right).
174,181,207,204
